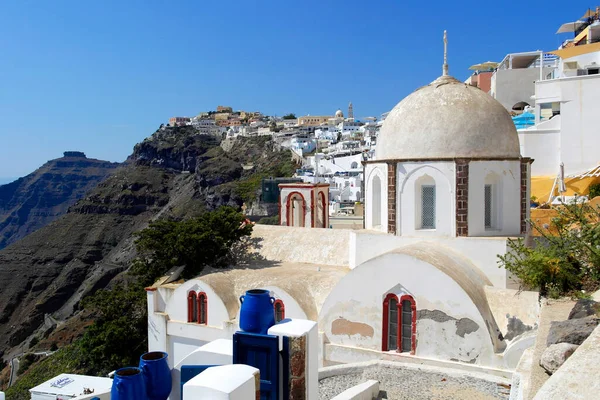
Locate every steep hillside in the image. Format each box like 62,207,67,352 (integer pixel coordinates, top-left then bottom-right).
0,126,296,370
0,152,119,250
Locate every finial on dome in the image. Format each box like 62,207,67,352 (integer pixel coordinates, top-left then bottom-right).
443,30,449,76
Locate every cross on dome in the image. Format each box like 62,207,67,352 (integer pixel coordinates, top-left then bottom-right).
443,30,449,76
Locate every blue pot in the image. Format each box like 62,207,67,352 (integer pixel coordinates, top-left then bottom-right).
111,367,147,400
139,351,172,400
239,289,275,334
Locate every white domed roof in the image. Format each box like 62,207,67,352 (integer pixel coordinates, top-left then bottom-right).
335,109,344,118
376,75,521,160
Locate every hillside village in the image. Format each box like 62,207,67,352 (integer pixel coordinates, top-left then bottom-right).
1,6,600,400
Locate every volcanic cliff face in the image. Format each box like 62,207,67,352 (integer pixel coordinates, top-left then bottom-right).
0,152,120,250
0,126,295,362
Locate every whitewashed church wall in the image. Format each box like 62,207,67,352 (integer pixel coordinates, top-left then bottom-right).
251,225,350,266
518,130,559,177
348,231,511,288
147,290,168,355
365,164,388,232
468,161,522,236
319,252,495,366
397,162,455,237
165,280,230,326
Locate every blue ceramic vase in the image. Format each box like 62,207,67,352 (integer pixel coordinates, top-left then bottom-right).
111,367,147,400
139,351,172,400
239,289,276,334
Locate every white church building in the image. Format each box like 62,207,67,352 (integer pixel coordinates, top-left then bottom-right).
146,41,540,379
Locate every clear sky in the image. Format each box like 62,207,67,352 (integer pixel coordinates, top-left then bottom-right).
0,0,586,180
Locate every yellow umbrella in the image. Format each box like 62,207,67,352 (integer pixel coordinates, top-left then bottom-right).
468,61,498,70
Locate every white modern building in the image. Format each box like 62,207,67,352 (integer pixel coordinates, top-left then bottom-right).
519,43,600,178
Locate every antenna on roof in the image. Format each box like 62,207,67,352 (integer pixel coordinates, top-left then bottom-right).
443,30,449,76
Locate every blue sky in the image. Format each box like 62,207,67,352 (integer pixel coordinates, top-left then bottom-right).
0,0,586,180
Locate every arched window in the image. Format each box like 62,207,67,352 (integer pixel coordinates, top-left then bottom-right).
382,294,398,351
484,173,501,230
273,299,285,323
187,291,197,323
351,161,358,169
197,292,207,325
371,175,382,228
399,295,416,354
416,175,436,230
382,294,416,354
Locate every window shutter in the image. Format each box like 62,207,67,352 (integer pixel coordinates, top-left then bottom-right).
421,185,436,229
484,184,492,228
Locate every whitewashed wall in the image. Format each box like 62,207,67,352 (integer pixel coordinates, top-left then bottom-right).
468,161,521,236
319,252,495,366
518,127,559,177
365,164,388,232
534,74,600,176
397,162,455,237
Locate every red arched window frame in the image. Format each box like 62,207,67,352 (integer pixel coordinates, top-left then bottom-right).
382,293,399,351
399,295,417,355
286,191,306,227
197,292,208,325
187,291,197,323
273,299,285,323
382,293,417,354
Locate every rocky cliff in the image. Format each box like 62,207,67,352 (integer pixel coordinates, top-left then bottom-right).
0,152,119,250
0,126,296,365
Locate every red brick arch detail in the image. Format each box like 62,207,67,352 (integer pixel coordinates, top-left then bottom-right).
382,293,417,354
382,293,399,351
399,295,417,355
286,191,306,227
187,291,197,323
319,191,327,228
197,292,207,325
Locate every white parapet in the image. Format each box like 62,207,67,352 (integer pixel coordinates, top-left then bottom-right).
183,364,259,400
331,380,380,400
170,338,233,400
268,319,318,400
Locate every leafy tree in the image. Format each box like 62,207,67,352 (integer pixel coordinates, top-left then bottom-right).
134,206,253,280
78,282,148,375
282,113,296,120
499,200,600,297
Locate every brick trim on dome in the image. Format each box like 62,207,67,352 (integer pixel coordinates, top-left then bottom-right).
520,160,529,234
455,160,469,237
387,162,396,234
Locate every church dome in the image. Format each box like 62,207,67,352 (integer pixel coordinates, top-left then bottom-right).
335,109,344,118
376,75,521,160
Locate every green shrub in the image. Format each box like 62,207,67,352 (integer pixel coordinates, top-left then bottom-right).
257,215,279,225
498,201,600,297
589,183,600,199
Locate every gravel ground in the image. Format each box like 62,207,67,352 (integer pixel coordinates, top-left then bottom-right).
319,363,512,400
